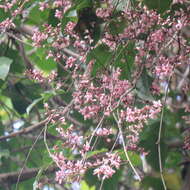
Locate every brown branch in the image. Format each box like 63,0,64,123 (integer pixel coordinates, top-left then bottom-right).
181,163,190,190
51,97,85,127
166,139,183,149
18,25,81,58
0,166,56,185
15,36,33,69
66,114,85,127
0,118,49,141
0,98,74,142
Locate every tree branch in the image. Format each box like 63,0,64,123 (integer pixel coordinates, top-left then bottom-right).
18,25,81,58
0,118,49,141
0,166,56,185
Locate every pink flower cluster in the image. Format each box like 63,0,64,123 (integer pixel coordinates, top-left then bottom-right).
53,153,86,183
147,29,166,51
154,56,174,77
32,29,48,47
30,23,88,71
119,101,162,151
56,126,83,150
0,0,17,12
96,8,112,18
65,21,77,35
53,0,71,13
93,153,121,179
183,135,190,151
55,10,63,19
95,128,113,137
39,2,49,11
39,0,71,14
102,33,117,50
0,18,15,32
73,69,132,119
96,0,113,19
121,100,162,123
120,7,161,40
65,56,77,68
52,119,121,182
53,151,121,183
126,123,144,151
25,69,57,83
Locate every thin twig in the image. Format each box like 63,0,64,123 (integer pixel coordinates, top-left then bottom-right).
89,116,105,147
99,178,105,190
6,32,33,47
156,77,172,190
15,127,45,190
177,65,190,90
113,112,141,181
98,131,120,190
109,132,120,152
81,116,105,166
44,123,53,158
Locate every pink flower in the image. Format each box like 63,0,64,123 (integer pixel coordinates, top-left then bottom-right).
65,21,76,34
96,7,113,18
32,29,48,46
39,2,49,11
151,29,165,42
65,57,77,68
0,18,15,32
93,164,115,179
96,128,113,136
55,10,63,19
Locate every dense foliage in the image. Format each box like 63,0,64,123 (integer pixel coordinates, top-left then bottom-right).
0,0,190,190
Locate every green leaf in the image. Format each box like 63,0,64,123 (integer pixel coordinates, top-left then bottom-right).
80,180,90,190
80,180,95,190
114,43,135,79
143,0,172,13
0,43,24,74
0,149,9,165
76,0,92,10
0,57,13,80
0,149,9,159
0,9,10,22
136,68,154,101
48,9,60,27
26,5,49,25
34,48,57,71
42,150,53,168
139,121,168,171
86,148,108,159
26,97,43,115
41,90,56,102
117,150,141,166
141,176,164,190
86,44,112,76
5,82,42,114
67,9,78,17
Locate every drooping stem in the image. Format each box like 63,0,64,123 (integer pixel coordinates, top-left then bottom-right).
113,112,141,181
